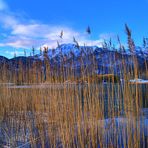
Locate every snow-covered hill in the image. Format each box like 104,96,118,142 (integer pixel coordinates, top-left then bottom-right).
0,44,148,75
38,44,148,59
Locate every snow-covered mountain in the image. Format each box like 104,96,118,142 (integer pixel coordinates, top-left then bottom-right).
0,44,148,76
36,44,148,60
37,44,148,74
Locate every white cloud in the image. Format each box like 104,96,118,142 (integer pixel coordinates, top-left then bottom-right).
1,39,35,48
0,1,104,53
0,14,104,49
0,0,8,11
0,14,18,28
5,50,24,56
99,33,116,40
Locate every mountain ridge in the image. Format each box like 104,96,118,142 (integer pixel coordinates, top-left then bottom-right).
0,44,147,76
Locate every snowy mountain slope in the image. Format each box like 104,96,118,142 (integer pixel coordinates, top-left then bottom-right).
0,44,147,75
36,44,148,62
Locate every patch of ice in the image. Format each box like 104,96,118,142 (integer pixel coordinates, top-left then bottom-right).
129,78,148,84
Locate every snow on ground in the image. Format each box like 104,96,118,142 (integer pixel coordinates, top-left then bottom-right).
0,108,147,147
129,79,148,84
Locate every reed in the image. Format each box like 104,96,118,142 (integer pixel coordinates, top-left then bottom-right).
0,26,147,147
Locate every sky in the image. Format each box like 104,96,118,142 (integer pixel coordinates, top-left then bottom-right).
0,0,148,58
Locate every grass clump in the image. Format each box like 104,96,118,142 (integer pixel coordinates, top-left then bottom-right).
0,25,147,147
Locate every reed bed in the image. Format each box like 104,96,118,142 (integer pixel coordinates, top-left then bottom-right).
0,26,148,148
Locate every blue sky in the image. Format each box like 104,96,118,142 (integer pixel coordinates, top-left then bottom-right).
0,0,148,58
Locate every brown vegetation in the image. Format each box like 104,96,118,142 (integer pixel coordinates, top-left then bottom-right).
0,25,147,147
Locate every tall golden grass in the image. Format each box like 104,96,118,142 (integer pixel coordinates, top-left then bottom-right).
0,25,147,147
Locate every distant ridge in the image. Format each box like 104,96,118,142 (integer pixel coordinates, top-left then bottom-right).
0,44,147,75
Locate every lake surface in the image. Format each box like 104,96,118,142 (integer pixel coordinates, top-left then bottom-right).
0,82,147,147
